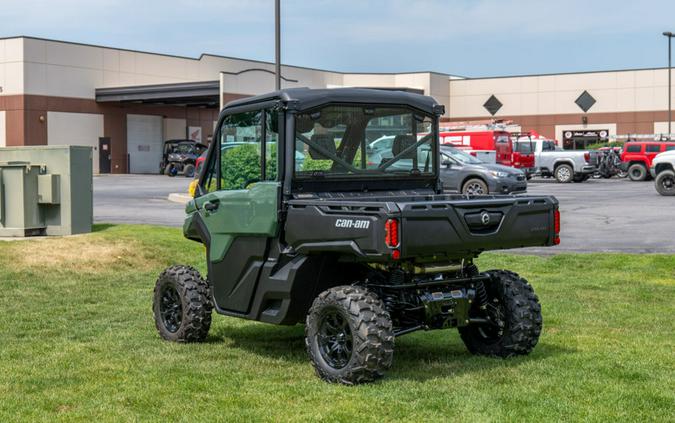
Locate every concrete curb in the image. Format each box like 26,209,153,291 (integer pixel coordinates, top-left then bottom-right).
167,193,192,204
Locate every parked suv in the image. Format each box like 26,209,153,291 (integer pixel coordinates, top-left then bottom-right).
650,150,675,195
440,145,527,194
621,141,675,181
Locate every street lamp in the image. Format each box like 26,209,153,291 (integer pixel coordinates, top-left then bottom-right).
275,0,281,91
663,31,674,139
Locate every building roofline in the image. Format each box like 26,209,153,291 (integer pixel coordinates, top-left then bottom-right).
4,35,669,80
0,35,452,77
457,66,674,81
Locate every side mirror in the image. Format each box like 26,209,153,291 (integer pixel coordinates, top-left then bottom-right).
442,159,452,168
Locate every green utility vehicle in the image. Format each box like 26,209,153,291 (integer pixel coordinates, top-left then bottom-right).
153,88,560,384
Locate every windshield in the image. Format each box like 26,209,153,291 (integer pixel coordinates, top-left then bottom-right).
294,105,435,178
442,146,483,164
169,143,195,154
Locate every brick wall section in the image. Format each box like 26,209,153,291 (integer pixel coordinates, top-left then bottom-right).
442,110,672,140
0,94,239,173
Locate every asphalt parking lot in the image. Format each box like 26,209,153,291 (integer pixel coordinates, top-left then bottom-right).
94,175,675,253
94,175,191,227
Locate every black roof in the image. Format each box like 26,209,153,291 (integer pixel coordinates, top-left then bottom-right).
222,87,443,115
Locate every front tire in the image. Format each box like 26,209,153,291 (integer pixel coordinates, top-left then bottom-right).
628,163,648,181
305,286,394,385
153,265,212,342
554,164,573,183
183,164,195,178
462,178,489,195
459,270,542,357
655,170,675,196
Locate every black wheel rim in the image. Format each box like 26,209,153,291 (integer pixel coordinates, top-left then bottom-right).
660,175,675,191
466,182,485,195
473,283,507,342
317,308,353,369
477,298,506,341
159,285,182,333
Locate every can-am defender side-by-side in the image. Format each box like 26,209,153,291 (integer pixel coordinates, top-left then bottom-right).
152,88,559,384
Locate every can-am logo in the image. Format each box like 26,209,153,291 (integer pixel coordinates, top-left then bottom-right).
335,219,370,229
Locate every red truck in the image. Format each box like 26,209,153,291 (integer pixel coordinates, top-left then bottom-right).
621,141,675,181
439,129,535,176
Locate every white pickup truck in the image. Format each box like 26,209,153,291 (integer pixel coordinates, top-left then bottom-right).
650,150,675,195
516,138,598,183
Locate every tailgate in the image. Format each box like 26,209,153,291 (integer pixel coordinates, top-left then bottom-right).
398,196,558,259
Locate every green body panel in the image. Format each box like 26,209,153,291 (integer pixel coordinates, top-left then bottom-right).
184,182,279,262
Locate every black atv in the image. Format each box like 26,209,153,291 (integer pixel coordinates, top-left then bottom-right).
153,88,559,384
159,139,207,178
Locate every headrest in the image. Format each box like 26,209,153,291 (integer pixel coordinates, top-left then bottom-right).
392,135,416,159
308,134,336,160
296,115,315,133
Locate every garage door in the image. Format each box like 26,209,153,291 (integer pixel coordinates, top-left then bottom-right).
47,111,103,174
127,114,163,174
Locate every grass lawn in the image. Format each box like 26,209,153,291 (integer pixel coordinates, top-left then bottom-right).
0,224,673,422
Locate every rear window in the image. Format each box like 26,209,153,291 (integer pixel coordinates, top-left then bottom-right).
542,141,556,151
646,144,662,153
625,144,641,153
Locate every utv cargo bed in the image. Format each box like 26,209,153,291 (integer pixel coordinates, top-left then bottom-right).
284,194,558,261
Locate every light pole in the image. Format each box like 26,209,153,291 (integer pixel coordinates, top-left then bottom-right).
275,0,281,91
663,32,674,139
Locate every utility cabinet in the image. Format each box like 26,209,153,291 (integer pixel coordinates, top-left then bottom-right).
0,146,92,237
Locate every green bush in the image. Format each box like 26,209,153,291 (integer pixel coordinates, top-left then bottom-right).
586,141,625,150
220,144,261,190
302,156,333,172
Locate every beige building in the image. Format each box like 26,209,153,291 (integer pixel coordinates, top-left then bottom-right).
1,35,674,173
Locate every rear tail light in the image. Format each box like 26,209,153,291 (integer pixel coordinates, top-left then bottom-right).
385,219,399,248
584,152,590,162
553,209,561,245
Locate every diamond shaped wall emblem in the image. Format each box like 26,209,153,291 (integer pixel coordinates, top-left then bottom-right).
575,90,596,113
483,95,503,115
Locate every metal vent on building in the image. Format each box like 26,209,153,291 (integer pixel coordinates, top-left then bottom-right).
575,90,596,113
483,95,503,115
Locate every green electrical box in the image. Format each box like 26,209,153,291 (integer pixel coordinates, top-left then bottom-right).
0,146,92,237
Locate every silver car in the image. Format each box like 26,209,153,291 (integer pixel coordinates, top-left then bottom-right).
440,146,527,195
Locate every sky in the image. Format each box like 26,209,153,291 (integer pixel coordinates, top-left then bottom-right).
2,0,675,77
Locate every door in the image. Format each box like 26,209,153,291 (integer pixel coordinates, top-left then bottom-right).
127,114,163,173
440,153,463,191
196,109,280,313
98,137,111,173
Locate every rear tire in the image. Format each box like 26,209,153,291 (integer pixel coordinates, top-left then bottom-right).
459,270,542,357
462,178,489,195
628,163,647,181
305,286,394,385
554,164,573,183
165,164,177,177
655,170,675,196
153,265,212,342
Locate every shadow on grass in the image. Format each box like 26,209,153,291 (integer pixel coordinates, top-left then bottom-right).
209,323,576,382
92,224,116,233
